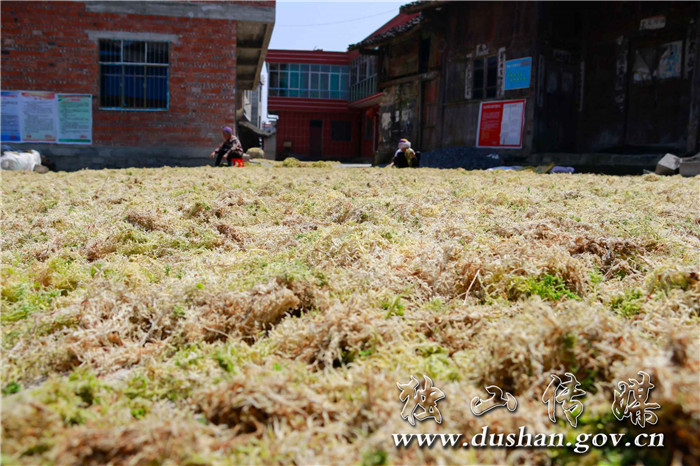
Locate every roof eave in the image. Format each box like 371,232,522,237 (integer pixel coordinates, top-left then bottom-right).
400,0,447,15
348,15,423,51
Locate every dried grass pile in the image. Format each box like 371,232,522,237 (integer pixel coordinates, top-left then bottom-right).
2,166,699,464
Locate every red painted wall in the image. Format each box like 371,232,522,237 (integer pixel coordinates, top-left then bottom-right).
266,50,349,65
360,110,379,158
268,97,349,112
266,49,388,160
275,110,361,159
1,1,241,148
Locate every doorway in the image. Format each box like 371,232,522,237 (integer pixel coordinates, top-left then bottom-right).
538,56,577,152
310,120,322,157
625,35,689,150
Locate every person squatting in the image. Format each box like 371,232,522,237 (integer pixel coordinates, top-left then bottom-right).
210,126,244,167
388,139,417,168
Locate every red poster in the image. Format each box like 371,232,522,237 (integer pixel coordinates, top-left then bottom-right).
476,99,526,149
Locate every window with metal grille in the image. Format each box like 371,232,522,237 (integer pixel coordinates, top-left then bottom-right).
472,56,498,99
99,39,169,110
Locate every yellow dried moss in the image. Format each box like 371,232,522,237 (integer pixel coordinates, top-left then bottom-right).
1,166,698,465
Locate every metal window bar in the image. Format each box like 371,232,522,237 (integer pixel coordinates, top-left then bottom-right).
99,39,169,110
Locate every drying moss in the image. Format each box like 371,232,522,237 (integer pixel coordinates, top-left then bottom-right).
1,166,698,465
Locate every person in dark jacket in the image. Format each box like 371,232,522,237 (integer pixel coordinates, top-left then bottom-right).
210,126,244,166
387,139,417,168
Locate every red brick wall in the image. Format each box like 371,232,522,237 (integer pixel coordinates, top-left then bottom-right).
1,1,239,148
276,111,361,159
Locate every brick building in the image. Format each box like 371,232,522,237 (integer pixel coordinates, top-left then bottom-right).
1,1,275,170
264,13,417,161
265,49,360,160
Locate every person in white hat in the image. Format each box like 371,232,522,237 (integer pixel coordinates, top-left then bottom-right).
387,138,417,168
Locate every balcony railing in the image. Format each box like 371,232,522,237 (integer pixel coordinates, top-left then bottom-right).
349,75,377,102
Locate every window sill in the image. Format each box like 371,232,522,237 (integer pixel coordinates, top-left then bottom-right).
99,107,169,112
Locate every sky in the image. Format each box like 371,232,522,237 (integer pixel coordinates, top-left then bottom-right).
268,1,406,52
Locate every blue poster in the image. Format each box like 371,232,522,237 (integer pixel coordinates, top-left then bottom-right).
504,57,532,91
1,91,22,142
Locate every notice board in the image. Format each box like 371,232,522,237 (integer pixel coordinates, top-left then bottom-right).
504,57,532,91
1,90,92,144
1,91,22,142
57,94,92,143
20,91,58,142
476,99,526,149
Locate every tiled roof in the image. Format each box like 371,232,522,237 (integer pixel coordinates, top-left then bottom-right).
348,13,423,50
400,0,446,14
399,1,426,13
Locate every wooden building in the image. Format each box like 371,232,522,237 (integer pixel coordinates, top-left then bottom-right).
349,1,700,168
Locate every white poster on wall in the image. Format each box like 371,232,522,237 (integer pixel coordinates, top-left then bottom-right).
19,91,58,143
499,101,525,146
57,94,92,144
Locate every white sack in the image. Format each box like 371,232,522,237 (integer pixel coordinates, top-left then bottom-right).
0,150,42,171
